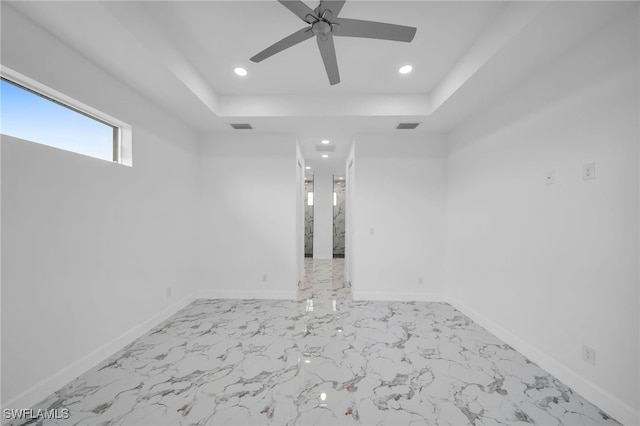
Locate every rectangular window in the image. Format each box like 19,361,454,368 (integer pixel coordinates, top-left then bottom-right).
0,67,132,165
307,192,314,206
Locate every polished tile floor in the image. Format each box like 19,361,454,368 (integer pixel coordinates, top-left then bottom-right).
11,259,619,425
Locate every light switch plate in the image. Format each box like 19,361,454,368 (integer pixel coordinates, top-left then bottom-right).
583,163,596,180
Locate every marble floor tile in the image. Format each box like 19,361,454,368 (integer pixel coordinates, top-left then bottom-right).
8,259,620,425
297,258,351,302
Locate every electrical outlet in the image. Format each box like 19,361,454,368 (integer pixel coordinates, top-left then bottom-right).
262,274,268,282
545,170,555,185
418,276,423,285
583,163,596,180
166,287,172,298
582,345,596,366
369,227,375,236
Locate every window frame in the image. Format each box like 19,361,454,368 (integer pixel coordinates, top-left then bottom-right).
0,66,132,166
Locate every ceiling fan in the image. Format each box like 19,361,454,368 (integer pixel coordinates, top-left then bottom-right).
250,0,417,85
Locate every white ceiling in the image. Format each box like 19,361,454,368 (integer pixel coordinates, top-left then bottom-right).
6,1,634,176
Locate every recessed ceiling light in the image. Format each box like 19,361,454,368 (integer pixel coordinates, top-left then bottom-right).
321,140,330,144
338,177,344,180
305,166,311,170
322,154,329,158
234,67,248,76
399,65,413,74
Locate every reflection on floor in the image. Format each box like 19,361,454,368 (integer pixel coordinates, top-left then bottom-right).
297,258,351,301
11,259,619,425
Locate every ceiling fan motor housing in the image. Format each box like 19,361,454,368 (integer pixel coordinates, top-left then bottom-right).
312,20,332,39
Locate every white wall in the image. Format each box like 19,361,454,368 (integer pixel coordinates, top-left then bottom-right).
312,173,334,259
1,4,200,408
345,144,356,286
351,134,447,301
198,133,299,299
446,11,639,426
296,143,305,282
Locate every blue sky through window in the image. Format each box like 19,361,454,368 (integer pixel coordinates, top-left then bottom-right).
0,78,114,161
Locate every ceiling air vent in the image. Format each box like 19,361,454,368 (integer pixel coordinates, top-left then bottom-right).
315,145,336,152
230,123,253,130
396,122,421,130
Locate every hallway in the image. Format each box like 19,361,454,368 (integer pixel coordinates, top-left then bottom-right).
297,258,351,302
9,260,621,425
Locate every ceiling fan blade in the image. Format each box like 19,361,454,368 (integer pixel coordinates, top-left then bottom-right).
278,0,318,23
250,27,314,62
317,0,346,18
333,18,416,42
316,35,340,85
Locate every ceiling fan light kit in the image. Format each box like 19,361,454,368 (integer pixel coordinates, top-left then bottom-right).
251,0,417,85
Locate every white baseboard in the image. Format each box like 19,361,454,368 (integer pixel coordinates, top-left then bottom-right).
197,289,297,300
446,296,639,426
353,291,444,302
1,294,197,414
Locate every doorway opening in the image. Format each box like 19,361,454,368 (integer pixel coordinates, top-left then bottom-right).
304,176,314,258
298,171,351,301
333,176,346,258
